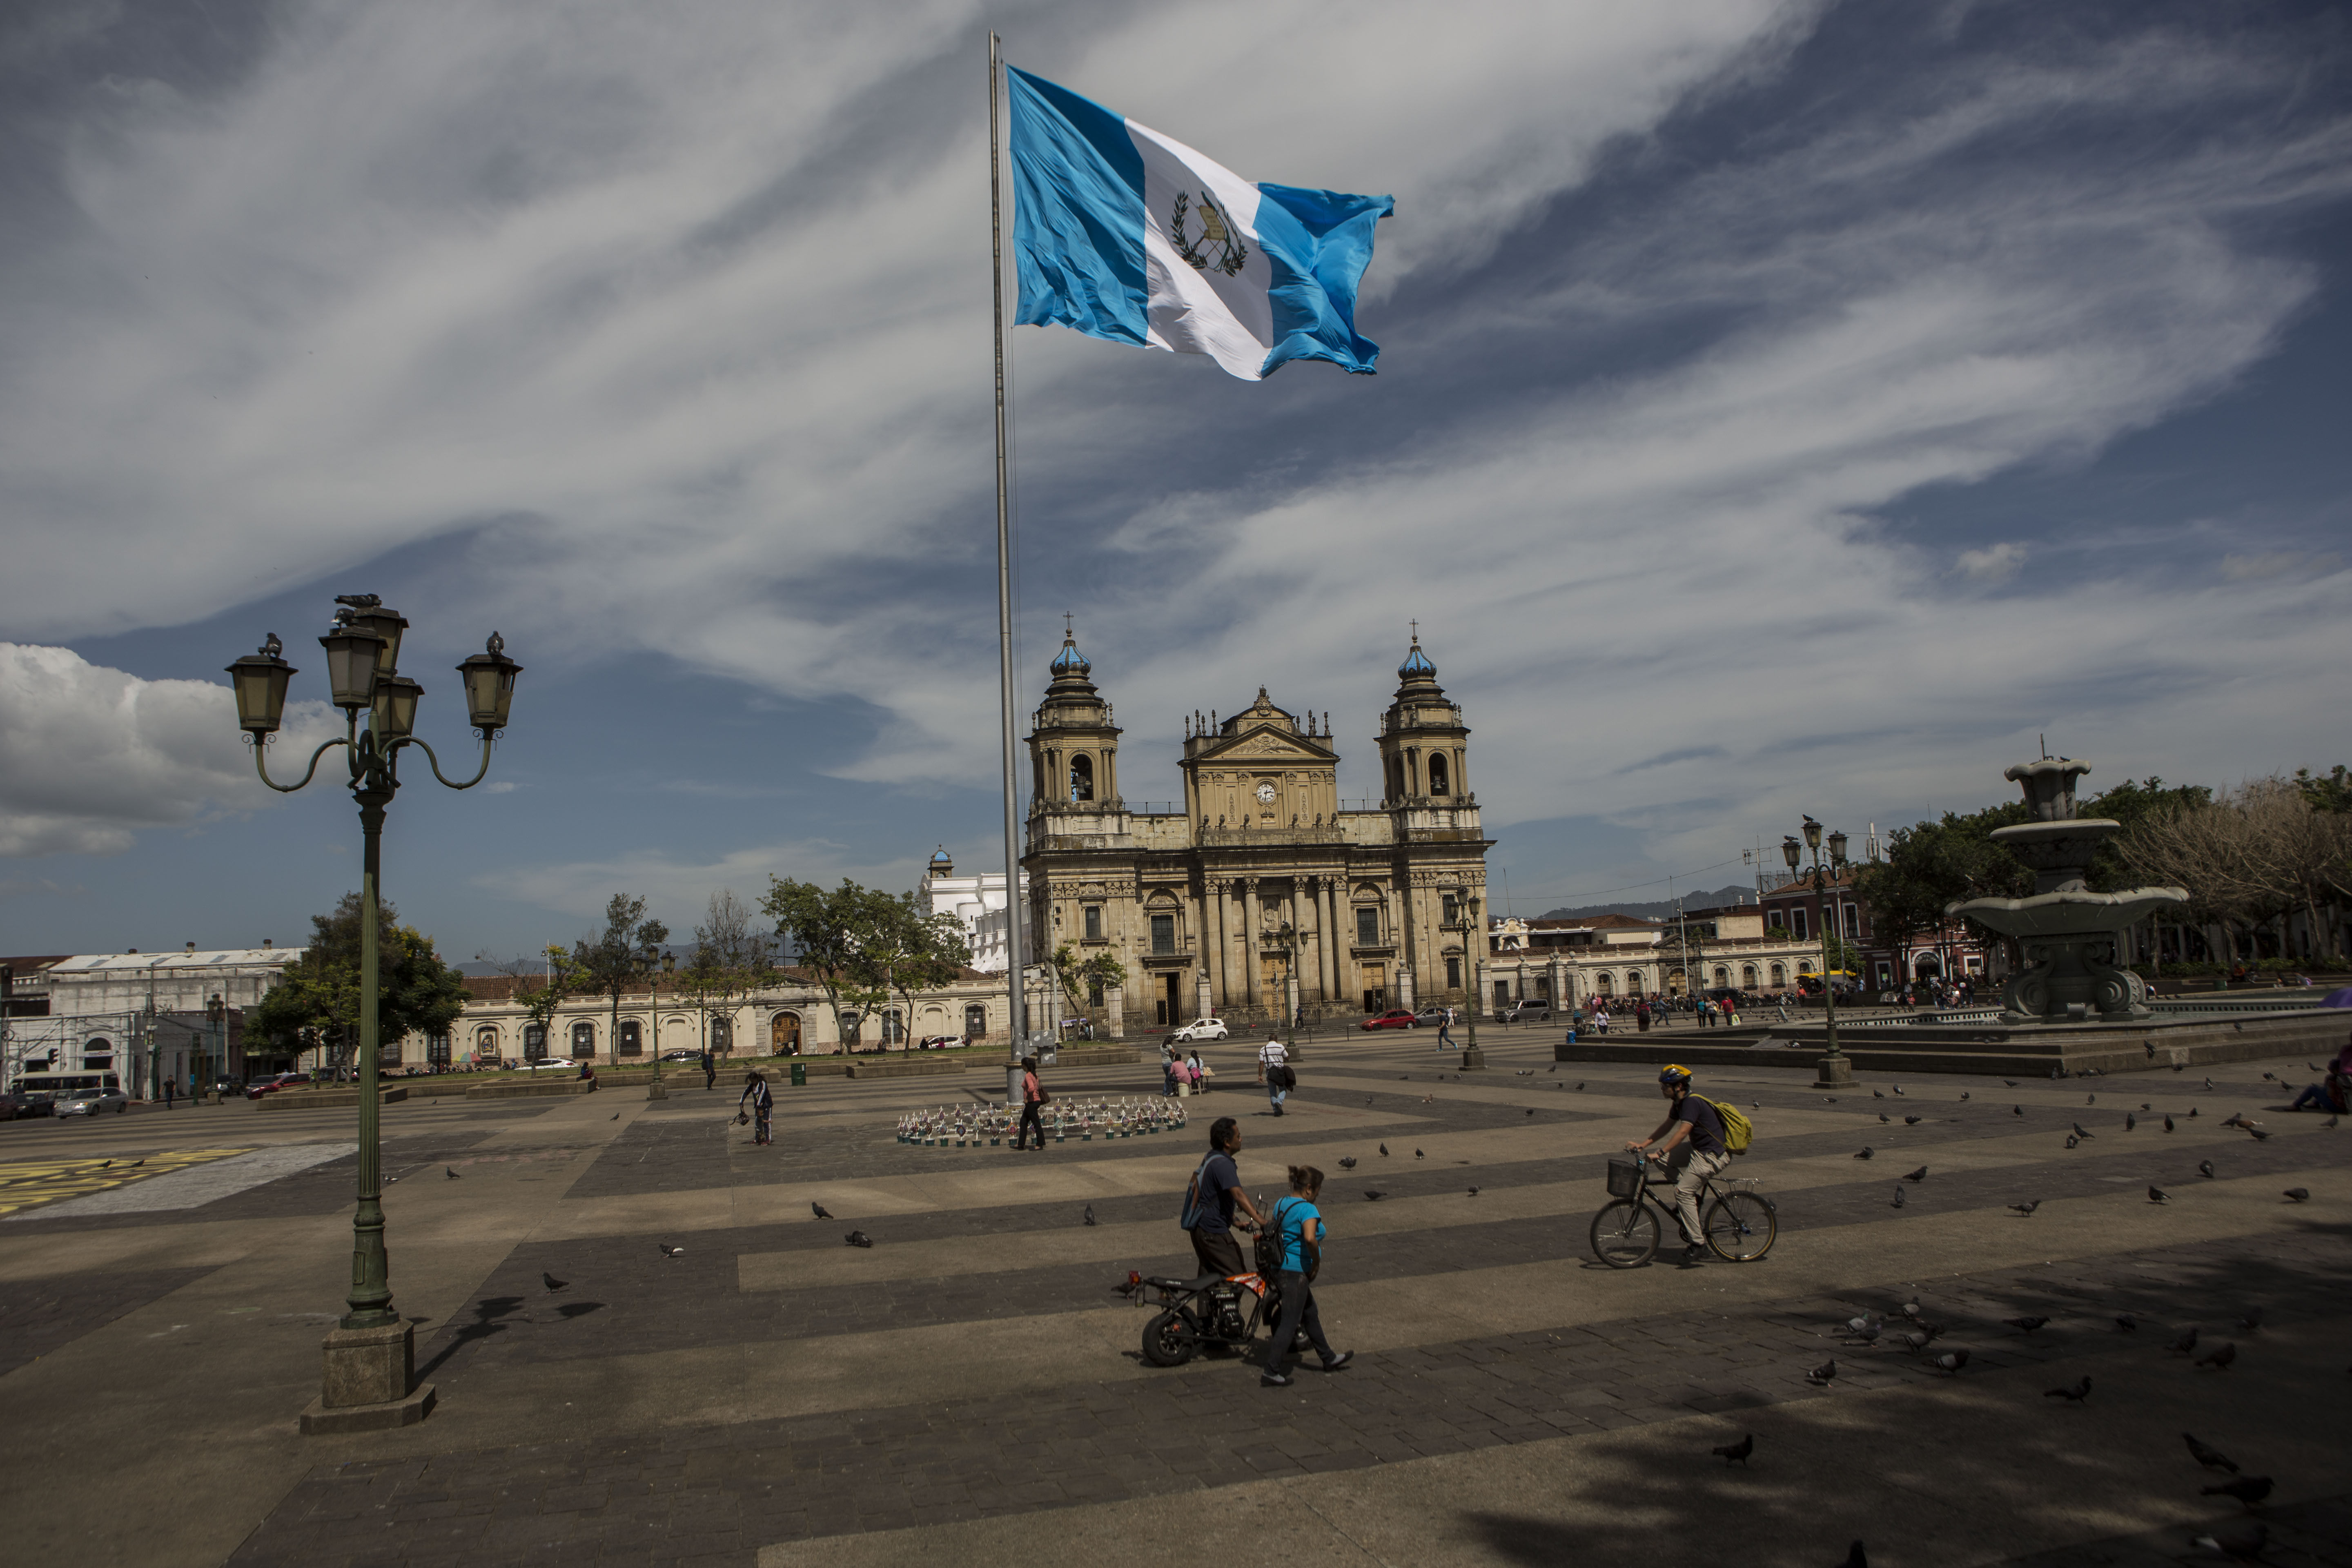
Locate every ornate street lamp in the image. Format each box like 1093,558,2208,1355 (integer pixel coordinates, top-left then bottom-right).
227,593,518,1432
205,991,227,1101
1786,819,1851,1087
1454,893,1486,1069
642,942,670,1098
1266,921,1304,1062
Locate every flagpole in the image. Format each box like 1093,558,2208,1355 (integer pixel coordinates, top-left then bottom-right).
988,32,1026,1060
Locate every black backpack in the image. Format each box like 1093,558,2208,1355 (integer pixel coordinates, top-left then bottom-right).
1256,1196,1320,1281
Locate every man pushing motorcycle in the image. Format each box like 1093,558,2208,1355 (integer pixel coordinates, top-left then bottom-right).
1183,1116,1267,1277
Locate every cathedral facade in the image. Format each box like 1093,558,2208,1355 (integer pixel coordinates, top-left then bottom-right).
1021,630,1490,1027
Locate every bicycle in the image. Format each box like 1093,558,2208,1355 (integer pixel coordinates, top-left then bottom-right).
1588,1154,1776,1267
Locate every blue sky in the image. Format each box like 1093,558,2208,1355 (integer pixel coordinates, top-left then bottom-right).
1,0,2347,959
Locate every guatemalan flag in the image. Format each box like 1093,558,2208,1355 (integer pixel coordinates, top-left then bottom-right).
1007,66,1394,381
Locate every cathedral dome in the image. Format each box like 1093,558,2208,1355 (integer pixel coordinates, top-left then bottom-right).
1050,630,1090,677
1399,633,1436,679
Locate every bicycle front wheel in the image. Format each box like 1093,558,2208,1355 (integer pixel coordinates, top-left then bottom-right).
1590,1198,1661,1268
1704,1190,1777,1261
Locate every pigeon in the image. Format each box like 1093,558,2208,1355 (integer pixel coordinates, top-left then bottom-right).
1904,1116,1923,1126
97,1159,111,1169
2044,1375,2091,1403
2115,1312,2136,1331
2201,1476,2273,1508
658,1243,685,1258
2126,1114,2137,1131
1082,1205,1096,1226
2184,1432,2239,1473
2248,1127,2272,1142
2284,1187,2310,1203
2014,1106,2026,1118
1806,1359,1836,1385
1415,1149,1425,1159
1840,1544,1868,1568
1379,1144,1389,1156
542,1272,568,1292
2009,1200,2042,1216
1338,1157,1357,1170
2005,1316,2051,1333
1898,1330,1933,1352
2167,1327,2200,1354
2150,1185,2171,1203
1577,1083,1586,1091
1873,1090,1883,1099
2235,1307,2263,1333
2221,1114,2250,1129
2189,1523,2268,1562
2004,1079,2019,1087
1526,1109,1535,1117
1712,1433,1755,1465
446,1167,460,1179
1893,1086,1905,1096
1934,1349,1971,1374
2087,1094,2096,1104
845,1230,874,1248
1902,1166,1928,1183
1960,1092,1970,1101
2143,1102,2152,1110
1363,1190,1386,1202
1891,1186,1906,1209
2072,1123,2095,1139
2189,1107,2199,1118
812,1202,834,1219
2195,1342,2237,1371
1900,1299,1921,1319
2199,1161,2215,1179
1879,1114,1890,1124
2261,1072,2276,1082
2327,1115,2340,1129
2165,1115,2175,1132
1468,1186,1481,1196
611,1112,620,1120
1851,1321,1883,1345
1855,1147,1874,1160
2065,1135,2080,1150
2205,1078,2214,1090
1846,1313,1882,1335
1515,1069,1534,1076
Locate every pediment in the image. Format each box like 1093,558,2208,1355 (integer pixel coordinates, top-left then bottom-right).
1193,724,1336,766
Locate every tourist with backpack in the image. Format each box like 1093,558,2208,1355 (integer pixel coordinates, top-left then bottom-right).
1623,1064,1743,1265
1181,1116,1266,1283
1257,1037,1293,1116
1256,1163,1352,1387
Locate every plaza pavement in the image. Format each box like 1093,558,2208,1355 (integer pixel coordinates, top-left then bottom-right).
0,1023,2345,1568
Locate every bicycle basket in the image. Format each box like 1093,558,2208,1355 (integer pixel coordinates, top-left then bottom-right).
1605,1157,1642,1198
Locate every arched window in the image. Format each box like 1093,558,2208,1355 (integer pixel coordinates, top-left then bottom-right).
1386,756,1404,800
619,1020,643,1056
570,1021,595,1056
1595,972,1615,996
771,1013,801,1055
1713,966,1730,987
1624,971,1646,994
1667,968,1687,996
711,1016,733,1053
1428,754,1450,796
1768,962,1786,987
1069,754,1095,802
964,1003,987,1037
523,1024,547,1061
1741,964,1757,988
882,1009,906,1044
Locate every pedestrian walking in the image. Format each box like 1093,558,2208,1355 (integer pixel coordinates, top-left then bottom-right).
701,1047,715,1090
1258,1164,1352,1387
1635,999,1653,1033
1258,1038,1292,1117
739,1069,774,1145
1013,1056,1049,1149
162,1078,175,1110
1437,1007,1456,1051
1180,1116,1266,1280
1186,1047,1208,1094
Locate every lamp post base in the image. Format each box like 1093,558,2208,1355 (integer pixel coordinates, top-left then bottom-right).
301,1383,437,1435
1814,1053,1853,1088
1459,1045,1487,1070
646,1080,668,1100
309,1318,432,1433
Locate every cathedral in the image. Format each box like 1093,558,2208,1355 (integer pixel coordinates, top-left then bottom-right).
1021,628,1491,1026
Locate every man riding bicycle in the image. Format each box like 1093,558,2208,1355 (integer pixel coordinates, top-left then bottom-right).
1624,1064,1729,1265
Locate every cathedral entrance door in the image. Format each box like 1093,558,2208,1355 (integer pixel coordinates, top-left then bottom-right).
1361,962,1386,1014
1157,974,1180,1025
1259,955,1290,1016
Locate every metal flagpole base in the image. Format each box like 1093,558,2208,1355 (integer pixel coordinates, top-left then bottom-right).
1459,1045,1486,1069
1814,1054,1853,1088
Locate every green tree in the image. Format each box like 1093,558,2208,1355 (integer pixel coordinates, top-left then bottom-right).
249,893,468,1067
570,894,669,1064
684,889,777,1056
861,892,972,1049
1047,941,1127,1021
764,877,896,1052
2294,764,2352,815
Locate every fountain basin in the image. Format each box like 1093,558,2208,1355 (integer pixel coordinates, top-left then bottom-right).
1951,885,2189,940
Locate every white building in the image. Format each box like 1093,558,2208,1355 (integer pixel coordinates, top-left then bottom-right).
6,943,304,1098
919,848,1031,974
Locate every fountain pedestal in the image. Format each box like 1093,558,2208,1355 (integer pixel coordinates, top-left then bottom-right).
1947,759,2185,1026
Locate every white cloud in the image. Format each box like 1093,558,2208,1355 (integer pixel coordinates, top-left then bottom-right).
1956,542,2027,582
480,838,915,927
2221,552,2339,582
0,645,340,855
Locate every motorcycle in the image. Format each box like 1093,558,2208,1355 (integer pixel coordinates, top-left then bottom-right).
1138,1267,1282,1366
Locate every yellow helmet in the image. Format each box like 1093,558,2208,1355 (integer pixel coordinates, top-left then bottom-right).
1659,1064,1693,1086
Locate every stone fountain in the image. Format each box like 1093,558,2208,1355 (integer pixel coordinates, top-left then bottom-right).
1949,758,2187,1024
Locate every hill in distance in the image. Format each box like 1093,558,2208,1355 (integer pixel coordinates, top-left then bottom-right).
1537,885,1758,924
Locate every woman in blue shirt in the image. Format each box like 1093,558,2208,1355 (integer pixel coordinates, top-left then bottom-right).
1261,1165,1353,1387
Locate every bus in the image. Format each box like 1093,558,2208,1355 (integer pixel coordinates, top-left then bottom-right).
9,1068,124,1099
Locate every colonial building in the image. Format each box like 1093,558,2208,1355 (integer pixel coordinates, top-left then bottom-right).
917,849,1030,974
1018,629,1490,1027
1757,869,1996,993
4,943,302,1097
1481,904,1826,1012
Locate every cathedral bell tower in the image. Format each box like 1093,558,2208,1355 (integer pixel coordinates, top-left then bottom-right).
1377,631,1473,812
1026,623,1122,825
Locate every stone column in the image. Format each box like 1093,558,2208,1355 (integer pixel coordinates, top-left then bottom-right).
1105,983,1124,1041
1241,877,1262,1017
1205,878,1227,1009
1475,959,1492,1019
1548,955,1568,1012
1194,969,1214,1024
1396,964,1415,1012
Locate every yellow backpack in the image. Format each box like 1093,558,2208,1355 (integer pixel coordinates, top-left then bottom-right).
1701,1096,1754,1155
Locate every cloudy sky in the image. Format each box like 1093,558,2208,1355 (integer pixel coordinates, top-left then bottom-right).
1,0,2347,961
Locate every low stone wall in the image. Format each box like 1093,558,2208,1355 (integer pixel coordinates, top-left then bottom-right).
464,1079,597,1100
258,1087,409,1111
845,1059,970,1080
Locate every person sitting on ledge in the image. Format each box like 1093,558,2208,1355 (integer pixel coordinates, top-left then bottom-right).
2290,1034,2351,1114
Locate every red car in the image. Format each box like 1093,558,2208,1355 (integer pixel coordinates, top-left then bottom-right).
245,1071,310,1100
1359,1009,1418,1031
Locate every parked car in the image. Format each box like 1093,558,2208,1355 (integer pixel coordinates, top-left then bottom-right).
523,1056,577,1072
1167,1017,1229,1044
56,1087,129,1117
1495,999,1553,1024
1412,1007,1453,1028
1359,1009,1418,1031
915,1035,962,1050
0,1089,48,1120
658,1049,702,1062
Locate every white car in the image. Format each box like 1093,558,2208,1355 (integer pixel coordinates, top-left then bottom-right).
1167,1018,1229,1044
522,1057,578,1072
56,1087,129,1117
